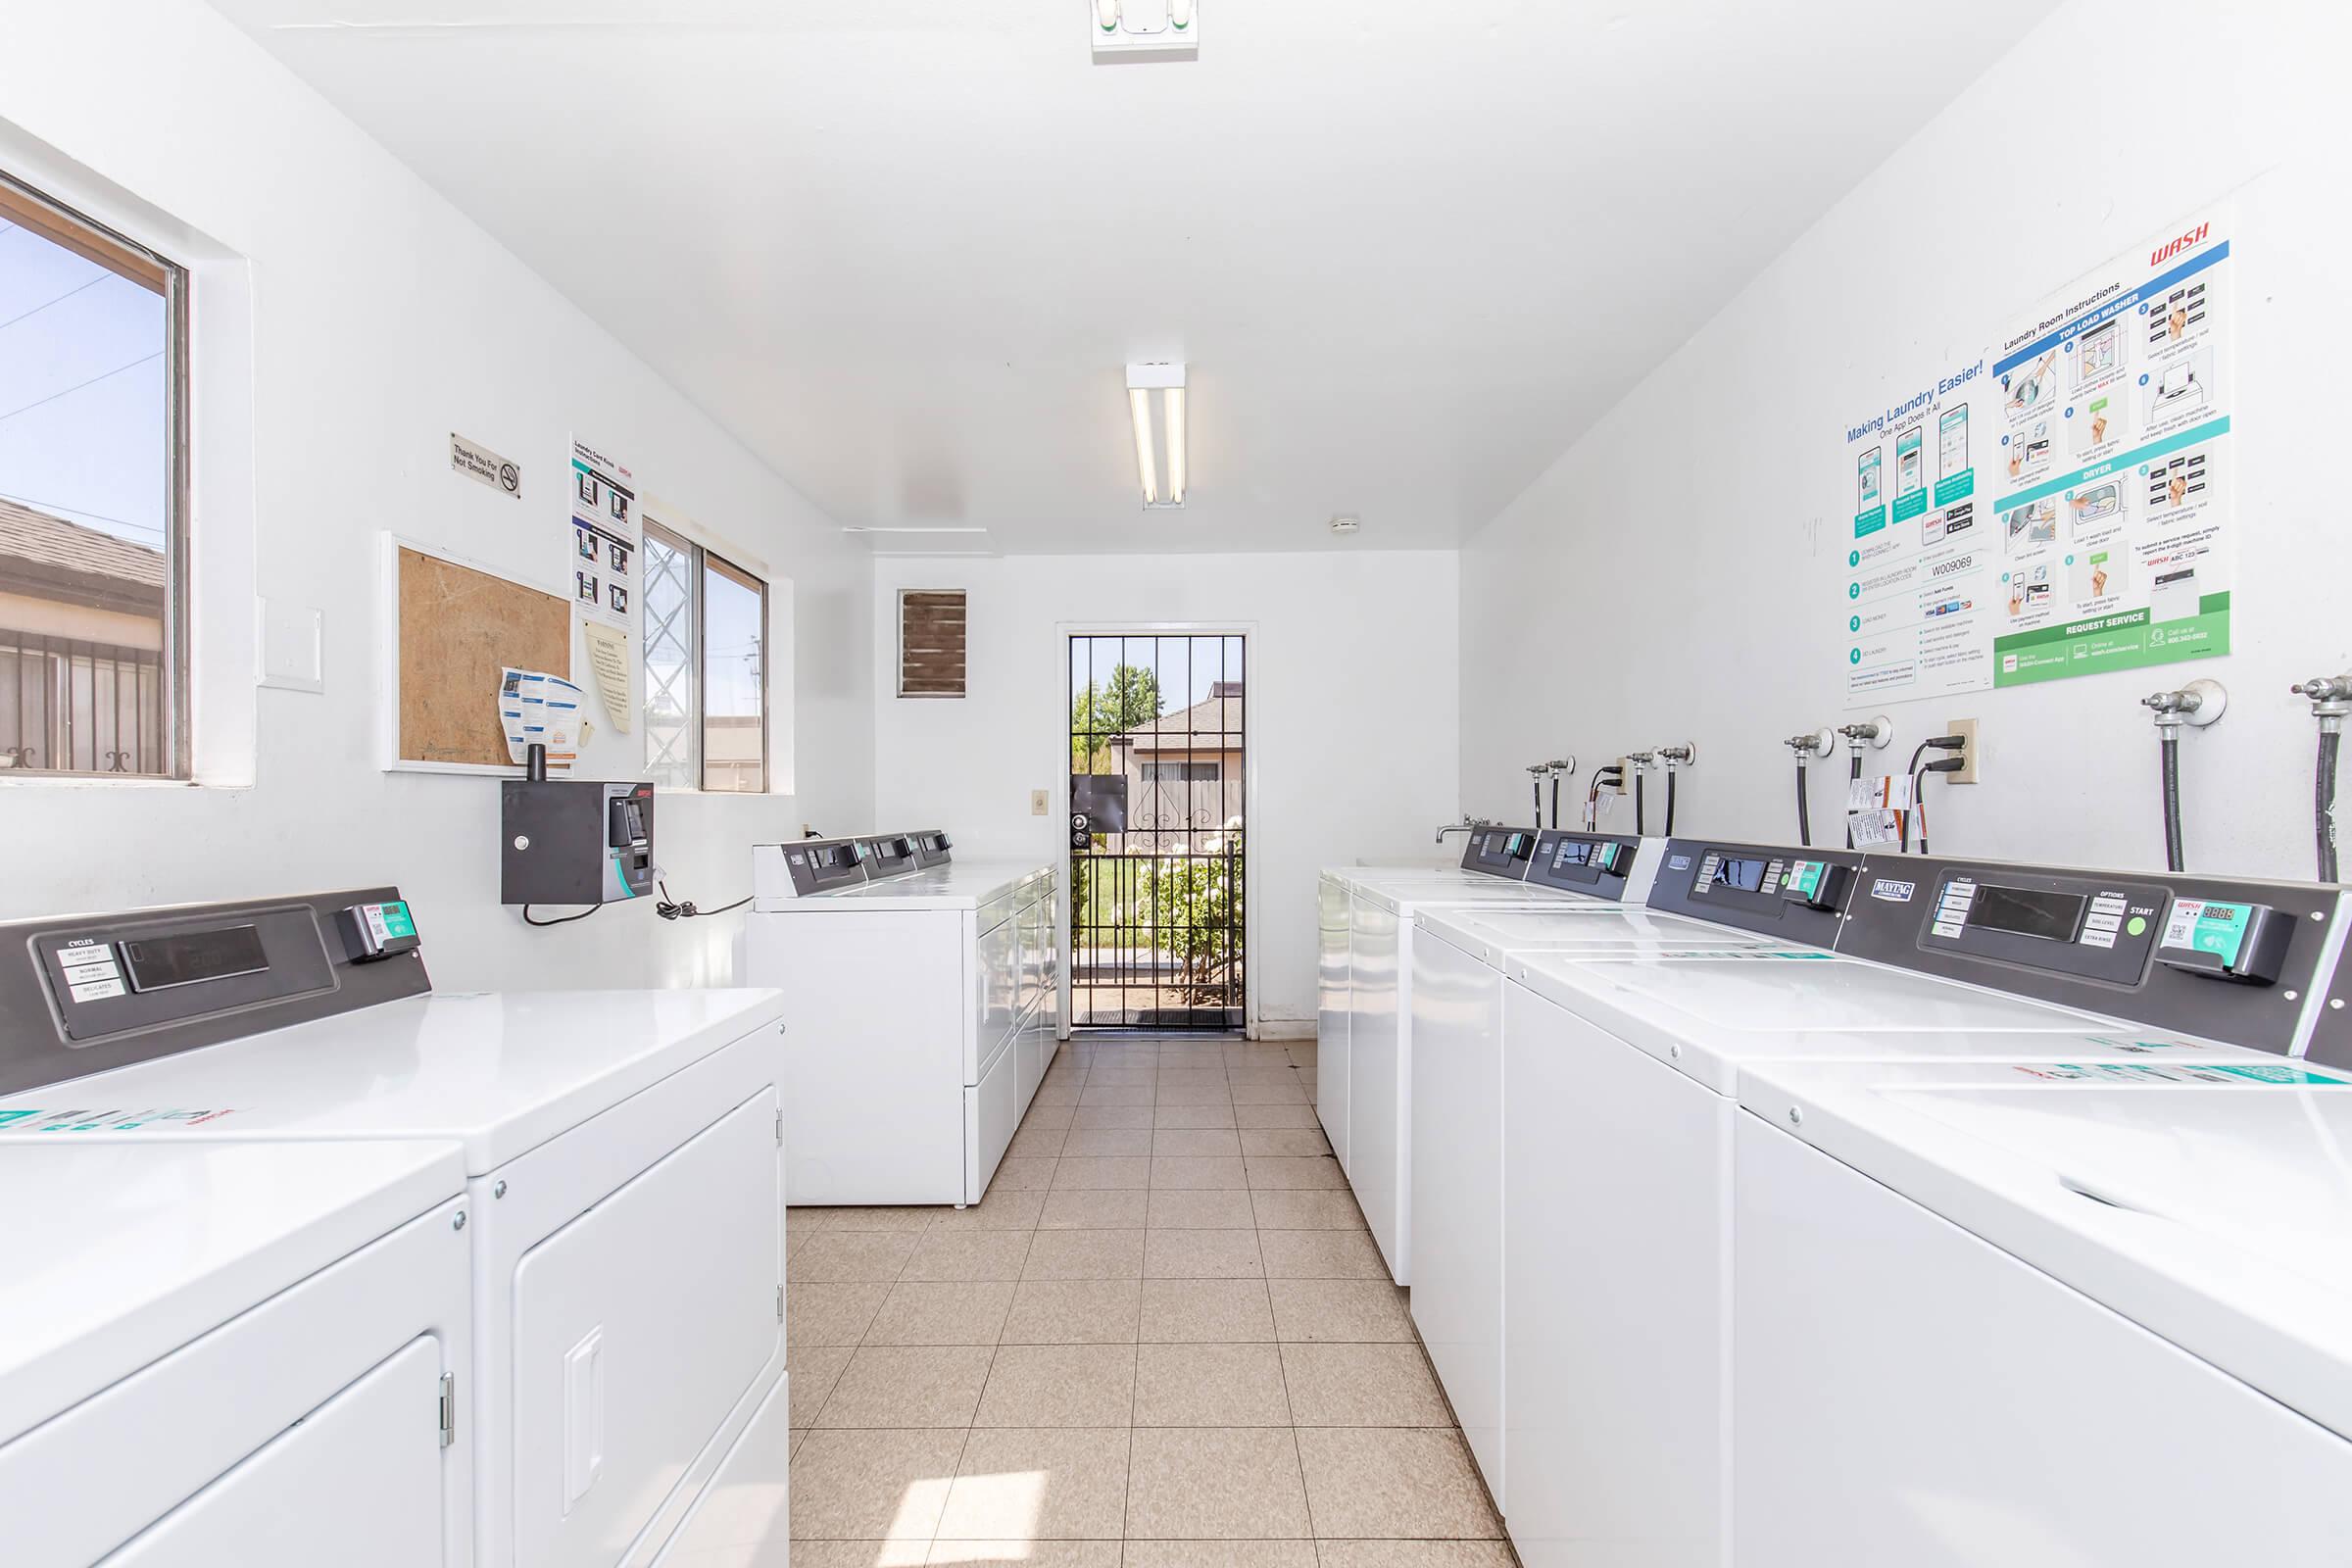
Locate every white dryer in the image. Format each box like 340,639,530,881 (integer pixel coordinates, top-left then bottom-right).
0,1138,468,1568
747,831,1058,1204
0,888,794,1568
1737,1057,2352,1564
1491,844,2348,1568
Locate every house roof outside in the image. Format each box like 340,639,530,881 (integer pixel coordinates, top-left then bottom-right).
0,498,167,614
1115,684,1244,754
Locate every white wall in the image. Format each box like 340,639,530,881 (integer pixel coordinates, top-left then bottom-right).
872,552,1461,1026
0,1,872,989
1462,0,2352,881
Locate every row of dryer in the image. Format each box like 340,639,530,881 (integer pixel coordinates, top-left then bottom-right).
0,889,796,1568
1321,827,2352,1565
747,829,1059,1205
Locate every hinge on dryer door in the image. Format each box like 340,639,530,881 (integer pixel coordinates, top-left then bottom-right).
438,1372,457,1447
776,1284,786,1321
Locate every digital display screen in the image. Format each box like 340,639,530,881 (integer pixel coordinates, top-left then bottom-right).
1552,842,1594,868
1711,857,1769,894
1967,884,2084,943
122,925,270,993
814,845,855,868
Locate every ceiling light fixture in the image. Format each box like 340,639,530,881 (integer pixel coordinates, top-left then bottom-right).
1126,362,1188,510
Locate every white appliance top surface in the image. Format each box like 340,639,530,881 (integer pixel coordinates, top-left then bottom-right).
1419,905,1767,959
1739,1057,2352,1440
0,1137,464,1442
1357,879,1585,915
0,989,788,1170
783,858,1049,909
1501,953,2245,1092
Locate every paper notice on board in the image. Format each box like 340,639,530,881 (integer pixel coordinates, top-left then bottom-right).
582,621,634,734
499,667,583,767
569,439,641,631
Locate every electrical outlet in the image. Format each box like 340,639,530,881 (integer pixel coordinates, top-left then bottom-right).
1031,790,1050,815
1609,759,1633,794
1944,718,1980,784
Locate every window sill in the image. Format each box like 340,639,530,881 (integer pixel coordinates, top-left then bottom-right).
0,774,208,789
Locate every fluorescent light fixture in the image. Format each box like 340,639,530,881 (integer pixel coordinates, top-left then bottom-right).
1125,362,1187,510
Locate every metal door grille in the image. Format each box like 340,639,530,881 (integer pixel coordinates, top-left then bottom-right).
0,631,165,775
1068,633,1245,1030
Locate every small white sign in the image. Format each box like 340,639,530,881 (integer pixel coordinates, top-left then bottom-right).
451,431,522,499
1846,808,1903,847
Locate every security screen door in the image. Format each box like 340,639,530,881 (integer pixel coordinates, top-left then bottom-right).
1067,633,1246,1030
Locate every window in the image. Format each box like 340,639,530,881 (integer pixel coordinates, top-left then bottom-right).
0,172,186,777
1141,760,1220,783
641,519,769,793
898,589,966,698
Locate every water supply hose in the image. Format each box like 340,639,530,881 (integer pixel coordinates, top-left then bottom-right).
2160,731,2185,873
1795,760,1812,847
1665,768,1679,835
1634,770,1645,836
2320,729,2341,882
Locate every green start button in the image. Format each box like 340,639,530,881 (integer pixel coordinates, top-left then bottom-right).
2126,915,2148,938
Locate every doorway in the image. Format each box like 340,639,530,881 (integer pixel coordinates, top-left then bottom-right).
1066,632,1247,1030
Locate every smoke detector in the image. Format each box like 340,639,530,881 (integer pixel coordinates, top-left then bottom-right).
1329,514,1360,537
1093,0,1199,62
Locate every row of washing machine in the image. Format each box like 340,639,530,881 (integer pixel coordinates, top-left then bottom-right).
0,889,796,1568
1320,826,2352,1564
747,829,1059,1205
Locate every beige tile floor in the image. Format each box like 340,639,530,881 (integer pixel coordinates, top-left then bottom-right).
785,1032,1513,1568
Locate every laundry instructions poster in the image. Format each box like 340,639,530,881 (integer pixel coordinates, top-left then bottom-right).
1839,354,1994,705
569,437,640,726
1835,207,2234,699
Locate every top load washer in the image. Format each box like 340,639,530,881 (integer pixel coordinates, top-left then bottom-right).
1404,835,1845,1506
0,1137,469,1568
1735,1057,2352,1565
1487,846,2348,1568
748,833,1058,1204
1336,830,1671,1284
0,888,794,1568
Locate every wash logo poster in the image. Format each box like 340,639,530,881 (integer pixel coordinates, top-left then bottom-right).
1835,207,2234,700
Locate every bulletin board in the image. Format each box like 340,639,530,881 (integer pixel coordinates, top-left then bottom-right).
382,537,571,772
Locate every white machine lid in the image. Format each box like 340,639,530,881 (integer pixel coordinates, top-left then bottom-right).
1355,879,1585,915
783,858,1046,909
1739,1057,2352,1440
1506,952,2201,1093
1416,905,1769,964
0,988,788,1171
0,1137,464,1442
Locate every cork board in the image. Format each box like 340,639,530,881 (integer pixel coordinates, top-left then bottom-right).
394,545,570,768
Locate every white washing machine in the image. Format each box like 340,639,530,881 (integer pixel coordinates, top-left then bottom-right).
1335,829,1665,1283
1737,1056,2352,1564
747,831,1057,1204
1404,836,1854,1511
0,1137,469,1568
1489,845,2348,1568
0,887,795,1568
1317,824,1552,1172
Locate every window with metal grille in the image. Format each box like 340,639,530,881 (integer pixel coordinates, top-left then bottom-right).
641,519,770,793
898,589,966,698
0,171,187,777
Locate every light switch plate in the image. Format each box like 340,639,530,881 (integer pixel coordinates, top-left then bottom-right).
1032,790,1050,815
257,597,325,693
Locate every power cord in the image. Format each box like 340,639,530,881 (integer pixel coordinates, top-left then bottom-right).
1902,737,1969,854
522,904,603,927
656,879,753,921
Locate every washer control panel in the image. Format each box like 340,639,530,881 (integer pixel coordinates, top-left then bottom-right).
1647,840,1863,945
1843,855,2336,1056
1458,826,1537,880
910,829,955,869
777,838,870,897
859,833,919,880
1526,830,1642,899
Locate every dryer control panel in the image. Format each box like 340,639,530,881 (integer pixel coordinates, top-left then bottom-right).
773,838,870,898
1458,826,1537,880
1842,855,2340,1057
1525,831,1644,900
1647,840,1862,947
0,888,432,1098
859,833,919,879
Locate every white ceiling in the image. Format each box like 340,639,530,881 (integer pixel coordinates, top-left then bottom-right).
210,0,2055,554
